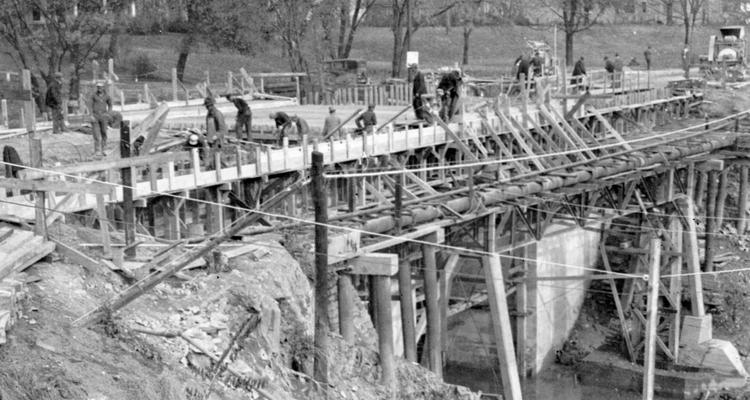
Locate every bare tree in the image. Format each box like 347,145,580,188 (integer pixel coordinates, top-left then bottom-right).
680,0,708,46
0,0,113,102
663,0,675,25
542,0,612,66
334,0,376,59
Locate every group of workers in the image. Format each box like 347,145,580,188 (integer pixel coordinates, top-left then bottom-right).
410,64,462,123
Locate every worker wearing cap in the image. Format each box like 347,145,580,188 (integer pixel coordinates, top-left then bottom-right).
204,97,227,149
91,81,112,156
45,72,64,134
410,64,429,121
225,94,252,141
183,130,207,162
322,107,341,139
269,111,292,145
355,105,377,134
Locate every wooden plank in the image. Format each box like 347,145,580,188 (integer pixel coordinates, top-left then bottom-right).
479,118,529,173
600,242,636,362
136,103,170,153
0,178,113,195
642,236,661,400
680,197,705,316
363,180,388,204
539,105,597,159
483,253,523,400
431,117,479,162
51,239,104,273
495,108,549,169
19,151,191,180
388,159,438,195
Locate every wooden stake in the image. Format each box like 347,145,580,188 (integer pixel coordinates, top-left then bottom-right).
120,120,135,258
398,259,417,362
739,166,748,234
715,168,729,228
642,235,662,400
311,151,329,385
668,216,683,360
96,194,111,258
172,68,178,101
422,232,442,378
704,170,719,271
337,273,355,343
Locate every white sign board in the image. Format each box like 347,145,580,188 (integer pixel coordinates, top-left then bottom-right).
406,51,419,67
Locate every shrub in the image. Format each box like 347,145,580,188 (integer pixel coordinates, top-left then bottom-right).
129,52,158,80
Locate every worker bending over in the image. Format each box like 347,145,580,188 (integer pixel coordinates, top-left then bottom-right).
226,94,252,141
437,70,461,122
355,105,377,134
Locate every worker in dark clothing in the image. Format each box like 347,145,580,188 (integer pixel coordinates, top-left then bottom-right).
516,55,531,81
410,64,429,121
355,105,377,134
572,56,587,90
91,81,112,157
204,97,227,150
225,94,252,141
2,145,23,178
644,46,652,70
437,70,461,122
530,51,543,77
45,72,64,134
269,111,292,144
604,56,615,88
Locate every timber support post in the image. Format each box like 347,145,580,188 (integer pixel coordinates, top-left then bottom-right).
120,120,136,258
373,273,395,389
739,165,748,234
422,232,442,378
642,235,662,400
398,259,417,362
704,170,719,271
337,272,355,343
311,151,329,386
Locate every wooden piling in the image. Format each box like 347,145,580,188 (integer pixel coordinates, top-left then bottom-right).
422,232,442,378
680,197,706,316
172,68,178,101
715,168,729,228
120,120,136,258
373,274,395,389
704,170,719,271
311,151,329,385
398,259,417,362
337,273,355,343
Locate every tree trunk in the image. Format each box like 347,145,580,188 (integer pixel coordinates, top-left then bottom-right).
108,30,120,61
392,27,404,78
336,2,349,58
462,25,472,66
565,30,574,66
665,1,673,25
175,33,196,83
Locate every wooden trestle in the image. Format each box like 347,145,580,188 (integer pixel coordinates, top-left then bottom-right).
16,81,750,399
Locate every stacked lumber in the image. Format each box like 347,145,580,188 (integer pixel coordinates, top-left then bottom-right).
0,227,55,281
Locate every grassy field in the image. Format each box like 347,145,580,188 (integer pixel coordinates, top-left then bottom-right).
0,24,721,91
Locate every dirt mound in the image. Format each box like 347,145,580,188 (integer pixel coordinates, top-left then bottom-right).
701,85,750,118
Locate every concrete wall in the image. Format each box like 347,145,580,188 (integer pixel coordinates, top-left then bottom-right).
533,221,601,372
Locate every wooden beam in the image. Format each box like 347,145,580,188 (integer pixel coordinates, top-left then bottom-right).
483,253,523,400
600,242,636,362
347,253,398,276
0,177,113,195
642,235,661,400
136,102,169,153
587,107,633,150
389,159,438,195
422,232,442,377
432,117,480,162
398,260,417,362
679,197,705,316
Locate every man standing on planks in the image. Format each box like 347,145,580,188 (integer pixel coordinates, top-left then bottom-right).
572,56,587,91
45,72,65,134
604,56,615,88
410,63,429,121
644,45,653,70
355,104,377,134
225,94,252,141
204,97,227,149
91,81,112,157
322,107,341,139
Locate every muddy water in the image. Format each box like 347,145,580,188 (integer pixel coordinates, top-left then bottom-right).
444,362,670,399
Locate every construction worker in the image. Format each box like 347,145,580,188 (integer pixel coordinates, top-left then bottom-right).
530,51,543,77
437,70,461,122
613,53,624,89
644,46,653,70
204,97,227,149
290,115,310,138
322,107,341,139
183,130,207,162
355,104,377,134
682,46,690,79
516,55,530,81
226,94,252,141
45,72,64,134
269,111,292,144
572,56,586,90
410,64,429,121
604,56,615,88
91,81,112,157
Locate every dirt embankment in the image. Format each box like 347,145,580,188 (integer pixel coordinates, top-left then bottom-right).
0,226,478,400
